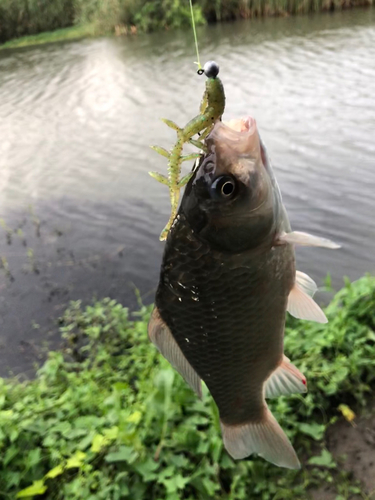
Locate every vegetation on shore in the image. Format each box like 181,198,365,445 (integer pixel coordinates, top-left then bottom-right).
0,25,98,50
0,275,374,499
0,0,373,48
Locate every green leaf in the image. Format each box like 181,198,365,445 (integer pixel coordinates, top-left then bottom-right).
91,433,106,453
105,446,136,463
64,428,87,440
27,448,41,468
0,410,14,420
309,449,336,468
134,458,159,481
45,464,64,479
3,445,18,466
220,453,235,469
103,426,119,440
298,423,326,440
126,411,142,424
10,427,19,442
169,454,189,468
3,277,375,500
66,451,86,469
16,480,47,498
163,474,190,493
78,433,94,451
113,382,128,392
324,273,332,291
202,477,219,496
196,439,209,454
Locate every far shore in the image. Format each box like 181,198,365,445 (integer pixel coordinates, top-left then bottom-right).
1,5,373,51
0,24,97,51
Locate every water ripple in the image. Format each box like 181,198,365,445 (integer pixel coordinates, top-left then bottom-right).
0,10,374,372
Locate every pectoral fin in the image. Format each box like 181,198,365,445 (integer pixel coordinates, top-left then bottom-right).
265,355,307,398
148,307,202,398
287,271,327,323
278,231,340,249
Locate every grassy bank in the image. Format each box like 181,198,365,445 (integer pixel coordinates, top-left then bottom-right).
0,0,373,49
0,276,375,499
0,25,97,50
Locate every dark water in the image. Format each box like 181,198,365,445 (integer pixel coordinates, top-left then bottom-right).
0,10,374,376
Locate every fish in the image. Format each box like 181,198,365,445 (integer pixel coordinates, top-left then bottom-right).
148,116,339,469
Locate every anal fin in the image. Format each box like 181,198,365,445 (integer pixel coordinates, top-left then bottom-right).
221,406,300,469
148,307,202,398
265,355,307,398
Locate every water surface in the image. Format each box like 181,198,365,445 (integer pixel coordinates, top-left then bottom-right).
0,10,374,375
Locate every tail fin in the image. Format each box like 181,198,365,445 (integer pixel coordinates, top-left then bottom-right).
221,407,300,469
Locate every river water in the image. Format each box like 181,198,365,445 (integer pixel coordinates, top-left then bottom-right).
0,10,374,376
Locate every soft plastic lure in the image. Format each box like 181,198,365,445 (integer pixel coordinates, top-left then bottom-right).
149,61,225,241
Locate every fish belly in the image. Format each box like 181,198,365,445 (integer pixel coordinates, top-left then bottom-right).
155,216,295,425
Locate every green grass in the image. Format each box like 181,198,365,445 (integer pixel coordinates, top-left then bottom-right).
1,275,375,499
0,24,97,50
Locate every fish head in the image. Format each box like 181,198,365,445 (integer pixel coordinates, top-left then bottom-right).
181,117,279,252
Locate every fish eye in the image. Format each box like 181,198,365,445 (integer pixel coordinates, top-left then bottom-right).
210,176,236,200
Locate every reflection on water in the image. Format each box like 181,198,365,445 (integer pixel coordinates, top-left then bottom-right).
0,9,374,375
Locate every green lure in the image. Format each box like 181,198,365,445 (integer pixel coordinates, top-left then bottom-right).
149,61,226,241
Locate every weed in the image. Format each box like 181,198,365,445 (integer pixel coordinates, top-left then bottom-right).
0,276,374,499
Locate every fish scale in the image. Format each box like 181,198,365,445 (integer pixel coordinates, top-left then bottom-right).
155,212,295,425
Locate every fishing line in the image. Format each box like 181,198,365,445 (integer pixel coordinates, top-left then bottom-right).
189,0,204,74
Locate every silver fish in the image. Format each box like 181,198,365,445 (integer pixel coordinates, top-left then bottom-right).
149,117,339,468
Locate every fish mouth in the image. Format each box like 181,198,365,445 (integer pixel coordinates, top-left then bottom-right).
223,116,257,134
224,117,270,173
204,116,271,217
209,116,260,157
